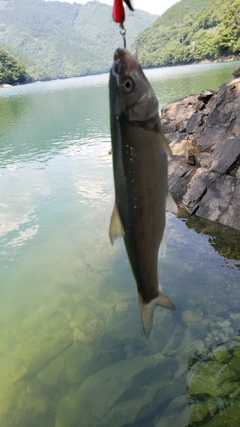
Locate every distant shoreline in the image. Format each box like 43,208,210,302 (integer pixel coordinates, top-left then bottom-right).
142,53,240,70
1,54,240,88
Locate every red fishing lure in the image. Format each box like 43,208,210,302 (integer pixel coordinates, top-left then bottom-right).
112,0,125,23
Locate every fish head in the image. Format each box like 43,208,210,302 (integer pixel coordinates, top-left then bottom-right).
109,48,159,123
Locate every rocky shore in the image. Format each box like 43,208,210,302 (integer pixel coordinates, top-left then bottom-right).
163,66,240,231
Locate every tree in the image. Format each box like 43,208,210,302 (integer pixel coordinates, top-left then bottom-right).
0,49,30,84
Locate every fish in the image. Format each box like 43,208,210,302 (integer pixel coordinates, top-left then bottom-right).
109,48,177,337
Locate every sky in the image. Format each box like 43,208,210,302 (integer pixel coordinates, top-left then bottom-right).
47,0,180,16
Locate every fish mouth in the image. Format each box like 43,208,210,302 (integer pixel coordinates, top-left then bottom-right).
113,48,134,64
112,48,138,78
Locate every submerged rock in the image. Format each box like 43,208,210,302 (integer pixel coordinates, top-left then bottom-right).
186,336,240,427
182,309,203,325
188,398,218,424
162,74,240,231
76,354,180,427
187,360,240,397
62,343,92,385
55,387,82,427
203,400,240,427
22,330,72,375
37,355,65,388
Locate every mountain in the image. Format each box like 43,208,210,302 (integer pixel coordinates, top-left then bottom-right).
0,49,30,85
0,0,157,80
133,0,240,67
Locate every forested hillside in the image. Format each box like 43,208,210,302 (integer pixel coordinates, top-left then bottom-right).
0,0,156,80
0,49,29,85
134,0,240,67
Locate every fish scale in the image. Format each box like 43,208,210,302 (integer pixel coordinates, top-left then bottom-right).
109,48,177,337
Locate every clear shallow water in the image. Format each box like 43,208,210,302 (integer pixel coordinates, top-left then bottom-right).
1,61,240,427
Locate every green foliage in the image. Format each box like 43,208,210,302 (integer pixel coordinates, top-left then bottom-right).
1,0,239,79
215,0,240,53
0,49,29,84
133,0,240,67
0,0,156,80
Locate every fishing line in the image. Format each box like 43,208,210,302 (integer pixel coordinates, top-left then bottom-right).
119,23,127,49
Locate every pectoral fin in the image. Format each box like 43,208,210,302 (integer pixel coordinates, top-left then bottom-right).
162,135,172,156
156,122,172,156
109,205,125,245
166,191,178,213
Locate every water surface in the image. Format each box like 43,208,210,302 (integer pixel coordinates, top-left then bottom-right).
1,60,240,427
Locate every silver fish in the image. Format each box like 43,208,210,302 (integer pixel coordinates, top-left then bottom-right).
109,48,177,337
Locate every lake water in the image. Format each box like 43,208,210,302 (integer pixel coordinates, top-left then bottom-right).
1,60,240,427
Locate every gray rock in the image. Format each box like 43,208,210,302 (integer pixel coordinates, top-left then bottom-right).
195,152,212,169
197,175,240,229
165,76,240,230
101,379,183,427
193,78,240,152
161,94,198,134
198,89,216,103
182,169,219,214
186,112,205,134
233,66,240,78
168,157,193,203
77,354,178,427
211,135,240,174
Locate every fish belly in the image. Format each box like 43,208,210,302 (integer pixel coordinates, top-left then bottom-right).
115,122,168,302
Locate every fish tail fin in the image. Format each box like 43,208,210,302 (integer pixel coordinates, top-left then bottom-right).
139,290,175,338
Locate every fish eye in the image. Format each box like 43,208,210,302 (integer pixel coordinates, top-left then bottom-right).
121,77,134,94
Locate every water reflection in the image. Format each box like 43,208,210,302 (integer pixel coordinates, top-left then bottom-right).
183,212,240,267
0,95,30,128
0,85,110,168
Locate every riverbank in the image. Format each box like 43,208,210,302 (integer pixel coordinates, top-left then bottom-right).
142,53,240,71
164,66,240,231
1,54,240,88
0,83,12,88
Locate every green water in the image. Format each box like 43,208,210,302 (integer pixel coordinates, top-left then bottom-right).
1,61,240,427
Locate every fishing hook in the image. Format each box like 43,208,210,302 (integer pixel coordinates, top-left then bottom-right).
120,23,127,49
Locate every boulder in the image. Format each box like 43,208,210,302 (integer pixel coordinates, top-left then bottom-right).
186,112,205,134
161,94,199,135
211,135,240,174
55,387,83,427
76,354,180,427
22,330,72,375
203,401,240,427
187,360,240,397
162,74,240,230
182,169,219,214
233,66,240,78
